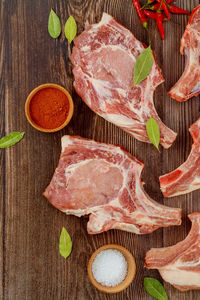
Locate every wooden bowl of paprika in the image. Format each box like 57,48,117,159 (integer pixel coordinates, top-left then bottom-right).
25,83,74,133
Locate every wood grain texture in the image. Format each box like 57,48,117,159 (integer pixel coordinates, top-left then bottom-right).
0,1,6,299
0,0,200,299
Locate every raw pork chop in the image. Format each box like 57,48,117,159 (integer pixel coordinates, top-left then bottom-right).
44,136,181,234
168,5,200,101
160,118,200,197
145,213,200,291
71,13,177,149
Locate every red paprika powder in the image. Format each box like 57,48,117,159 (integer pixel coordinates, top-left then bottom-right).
29,87,69,129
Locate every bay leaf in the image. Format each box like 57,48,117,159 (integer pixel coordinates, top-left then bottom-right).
0,132,25,148
48,9,61,39
146,117,160,151
59,227,72,259
133,46,154,86
144,277,168,300
65,16,77,44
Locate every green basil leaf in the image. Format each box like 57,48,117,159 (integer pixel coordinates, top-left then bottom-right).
65,16,77,43
146,117,160,151
0,132,25,148
48,9,61,39
144,278,168,300
59,227,72,259
133,46,154,86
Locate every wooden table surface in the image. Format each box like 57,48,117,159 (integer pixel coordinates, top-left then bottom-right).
1,0,200,299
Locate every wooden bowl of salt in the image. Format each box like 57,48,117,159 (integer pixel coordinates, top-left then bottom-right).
88,244,136,293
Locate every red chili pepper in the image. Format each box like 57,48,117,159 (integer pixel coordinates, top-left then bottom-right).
156,0,170,20
148,1,190,16
132,0,148,29
143,10,157,20
168,5,191,15
167,0,174,4
144,9,166,21
156,12,165,40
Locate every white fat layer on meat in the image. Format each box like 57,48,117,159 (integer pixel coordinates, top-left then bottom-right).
112,222,140,234
89,77,127,100
62,207,98,217
65,159,93,174
62,135,72,151
101,113,149,143
96,13,113,27
62,135,124,157
90,79,112,107
81,45,91,52
101,113,137,128
159,269,200,288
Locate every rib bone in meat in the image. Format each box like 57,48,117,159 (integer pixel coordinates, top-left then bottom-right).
145,213,200,291
71,13,177,149
44,136,181,234
160,118,200,197
169,5,200,102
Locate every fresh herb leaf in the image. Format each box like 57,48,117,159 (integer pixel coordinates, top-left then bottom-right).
133,46,154,86
146,117,160,151
144,278,168,300
65,16,77,43
59,227,72,259
48,9,61,38
0,132,25,148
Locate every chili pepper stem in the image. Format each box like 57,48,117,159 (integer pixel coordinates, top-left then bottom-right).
140,4,148,10
158,0,165,13
147,27,152,45
140,0,153,11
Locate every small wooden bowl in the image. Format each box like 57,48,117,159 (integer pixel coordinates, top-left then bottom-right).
25,83,74,133
88,244,136,293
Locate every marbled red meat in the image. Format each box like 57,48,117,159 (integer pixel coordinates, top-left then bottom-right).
71,13,177,149
160,118,200,197
145,213,200,291
169,5,200,102
44,136,181,234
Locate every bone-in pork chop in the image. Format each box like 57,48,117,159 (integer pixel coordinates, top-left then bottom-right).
145,213,200,291
169,5,200,101
71,13,177,149
160,118,200,197
44,136,181,234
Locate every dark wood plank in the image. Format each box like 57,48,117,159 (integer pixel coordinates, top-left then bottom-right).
0,1,6,299
1,0,200,299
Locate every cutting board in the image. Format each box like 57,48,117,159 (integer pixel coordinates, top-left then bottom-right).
0,0,200,299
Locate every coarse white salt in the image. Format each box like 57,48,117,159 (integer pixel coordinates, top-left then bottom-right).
92,249,128,287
